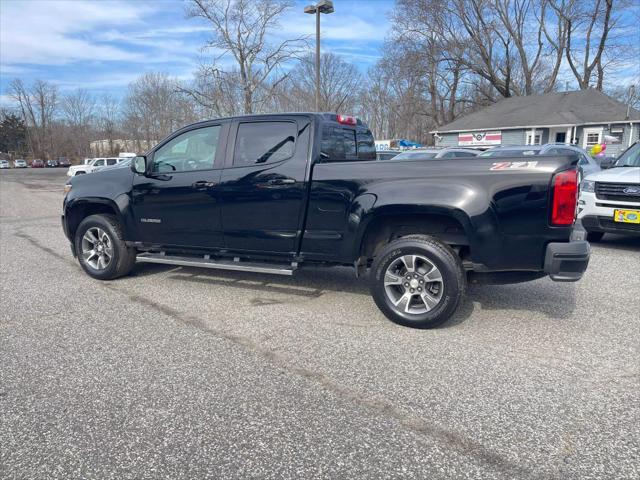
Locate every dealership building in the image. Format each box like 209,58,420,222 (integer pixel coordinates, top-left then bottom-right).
431,89,640,157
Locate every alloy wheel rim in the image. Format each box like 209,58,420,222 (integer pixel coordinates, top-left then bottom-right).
81,227,113,270
384,254,444,314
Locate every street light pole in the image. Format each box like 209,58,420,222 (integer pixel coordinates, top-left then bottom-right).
304,1,334,112
315,8,320,112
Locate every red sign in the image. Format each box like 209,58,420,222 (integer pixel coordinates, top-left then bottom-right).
458,131,502,146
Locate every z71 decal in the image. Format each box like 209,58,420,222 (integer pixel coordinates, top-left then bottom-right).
490,161,539,171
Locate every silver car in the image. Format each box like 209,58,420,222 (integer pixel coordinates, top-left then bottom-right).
0,160,9,169
392,147,479,160
480,144,600,181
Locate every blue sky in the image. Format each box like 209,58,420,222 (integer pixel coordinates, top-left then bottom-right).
0,0,392,105
1,0,638,108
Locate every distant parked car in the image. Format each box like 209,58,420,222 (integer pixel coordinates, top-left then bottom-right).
376,150,401,161
57,158,71,168
479,144,600,181
31,159,45,168
14,159,28,168
0,160,10,169
46,160,59,168
67,157,117,176
93,157,133,172
392,147,479,160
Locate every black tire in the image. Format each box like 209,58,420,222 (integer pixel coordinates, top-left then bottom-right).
369,235,465,329
75,214,136,280
586,230,605,243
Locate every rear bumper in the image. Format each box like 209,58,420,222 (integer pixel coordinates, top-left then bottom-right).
544,241,590,282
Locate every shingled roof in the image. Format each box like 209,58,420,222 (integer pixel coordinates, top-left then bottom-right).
434,89,640,133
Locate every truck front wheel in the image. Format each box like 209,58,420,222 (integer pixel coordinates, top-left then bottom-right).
75,214,136,280
369,235,465,328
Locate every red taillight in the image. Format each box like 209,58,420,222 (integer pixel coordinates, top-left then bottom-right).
550,169,578,226
337,114,357,126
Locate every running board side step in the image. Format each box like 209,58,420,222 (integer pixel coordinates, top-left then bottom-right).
136,252,297,276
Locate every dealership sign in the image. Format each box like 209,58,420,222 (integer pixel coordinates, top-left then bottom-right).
458,131,502,146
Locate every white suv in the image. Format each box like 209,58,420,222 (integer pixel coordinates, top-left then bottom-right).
67,157,118,177
578,142,640,241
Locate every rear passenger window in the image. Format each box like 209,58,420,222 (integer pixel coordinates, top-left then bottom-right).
234,122,296,166
357,130,376,160
321,126,375,162
107,158,117,165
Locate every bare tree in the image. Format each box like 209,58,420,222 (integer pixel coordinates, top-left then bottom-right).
62,89,96,158
9,79,58,159
186,0,307,114
123,73,198,150
553,0,616,90
180,65,245,118
97,95,122,155
275,53,362,112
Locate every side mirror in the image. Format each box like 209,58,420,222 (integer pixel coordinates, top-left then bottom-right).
598,157,615,169
131,156,147,175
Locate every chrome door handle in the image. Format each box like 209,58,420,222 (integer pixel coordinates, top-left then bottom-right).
192,181,216,189
268,178,295,185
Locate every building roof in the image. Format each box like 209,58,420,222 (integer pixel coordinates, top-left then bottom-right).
433,89,640,133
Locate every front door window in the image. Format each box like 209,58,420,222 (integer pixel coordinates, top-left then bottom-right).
153,126,220,173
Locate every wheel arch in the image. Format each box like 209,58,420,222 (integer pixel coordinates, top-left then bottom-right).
357,206,474,261
65,198,126,242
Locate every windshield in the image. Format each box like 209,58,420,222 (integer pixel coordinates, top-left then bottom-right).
479,149,540,157
614,142,640,167
393,151,438,160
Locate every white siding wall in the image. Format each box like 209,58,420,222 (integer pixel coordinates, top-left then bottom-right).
437,123,639,151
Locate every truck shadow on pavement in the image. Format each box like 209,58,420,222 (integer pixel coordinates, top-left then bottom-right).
131,263,577,327
589,234,640,252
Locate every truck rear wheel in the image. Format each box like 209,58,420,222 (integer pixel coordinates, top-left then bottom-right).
369,235,465,328
75,214,136,280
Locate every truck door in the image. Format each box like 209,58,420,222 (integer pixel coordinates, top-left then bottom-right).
131,123,227,248
219,116,311,254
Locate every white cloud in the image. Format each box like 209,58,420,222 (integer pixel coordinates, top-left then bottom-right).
274,10,389,43
0,0,155,66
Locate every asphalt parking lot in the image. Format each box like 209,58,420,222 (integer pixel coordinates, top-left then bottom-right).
1,168,639,480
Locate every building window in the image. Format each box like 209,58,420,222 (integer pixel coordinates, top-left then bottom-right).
586,133,600,145
608,126,624,144
525,130,541,145
582,127,602,148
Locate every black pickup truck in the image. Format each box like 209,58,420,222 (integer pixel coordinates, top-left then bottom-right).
62,113,590,328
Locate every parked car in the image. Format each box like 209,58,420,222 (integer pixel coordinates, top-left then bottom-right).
0,160,9,169
57,158,71,168
46,160,59,168
31,159,45,168
14,159,28,168
62,113,589,329
392,147,479,160
376,150,401,161
91,157,132,172
67,157,119,176
479,144,600,182
578,141,640,242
